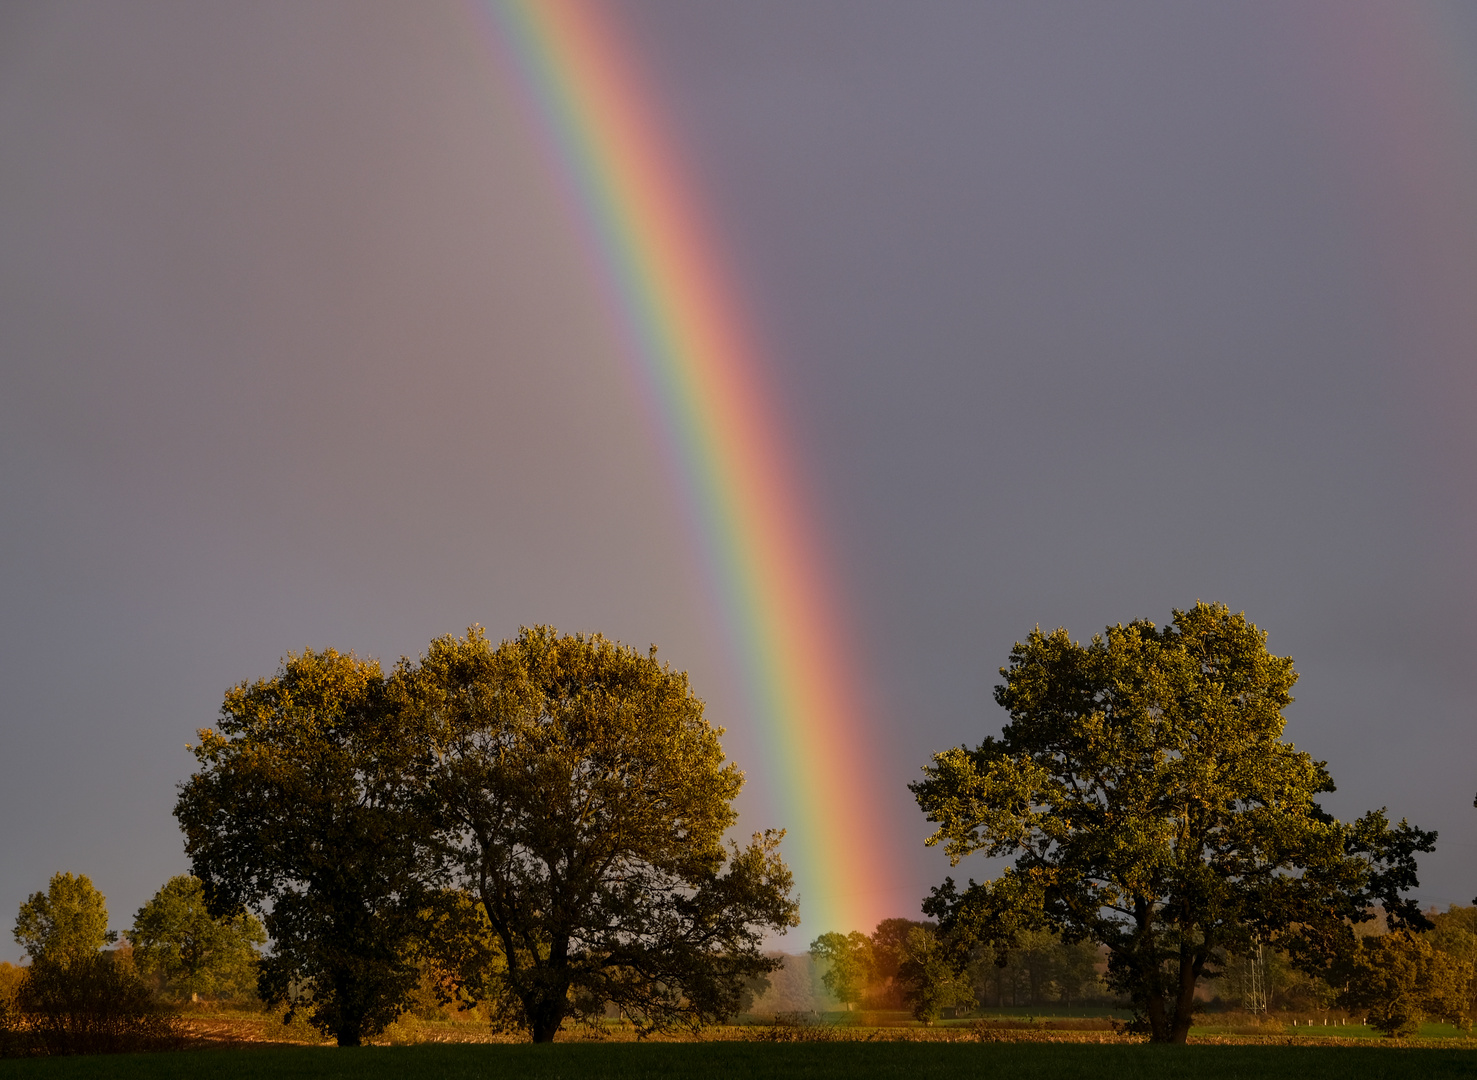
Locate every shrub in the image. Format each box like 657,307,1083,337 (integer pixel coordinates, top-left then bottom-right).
381,1014,426,1045
14,954,180,1056
0,963,24,1057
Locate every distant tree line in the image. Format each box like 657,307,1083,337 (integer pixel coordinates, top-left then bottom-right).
1214,906,1477,1036
803,904,1477,1038
966,928,1104,1010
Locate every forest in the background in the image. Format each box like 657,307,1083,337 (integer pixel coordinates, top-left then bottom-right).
8,884,1477,1053
787,907,1477,1028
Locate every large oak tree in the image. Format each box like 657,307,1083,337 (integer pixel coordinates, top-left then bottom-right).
912,602,1435,1043
397,626,798,1042
174,650,430,1045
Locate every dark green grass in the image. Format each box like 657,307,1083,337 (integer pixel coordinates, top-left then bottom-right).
4,1041,1477,1080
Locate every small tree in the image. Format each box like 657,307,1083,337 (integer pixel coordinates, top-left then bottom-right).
913,603,1436,1043
897,926,972,1023
175,649,432,1045
869,918,932,1008
400,626,798,1042
1429,906,1477,1018
130,876,265,1002
1340,930,1473,1037
14,874,116,966
809,932,873,1011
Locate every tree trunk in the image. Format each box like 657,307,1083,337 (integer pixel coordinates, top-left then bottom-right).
1168,956,1200,1044
529,997,567,1043
331,1000,366,1047
1144,992,1171,1042
330,971,366,1047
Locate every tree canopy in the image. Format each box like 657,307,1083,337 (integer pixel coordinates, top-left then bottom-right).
1339,928,1473,1036
807,918,968,1015
174,649,431,1045
912,602,1435,1043
13,873,115,966
895,925,973,1023
809,931,872,1010
398,626,798,1042
129,875,265,1002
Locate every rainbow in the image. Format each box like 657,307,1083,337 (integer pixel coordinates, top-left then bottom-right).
472,0,896,936
1290,1,1477,437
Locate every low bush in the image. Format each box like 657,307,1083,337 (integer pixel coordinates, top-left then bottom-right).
381,1015,427,1046
6,954,180,1056
0,962,24,1057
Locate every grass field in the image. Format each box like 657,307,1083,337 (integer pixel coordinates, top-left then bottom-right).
4,1041,1477,1080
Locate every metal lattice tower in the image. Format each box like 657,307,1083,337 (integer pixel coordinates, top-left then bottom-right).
1246,941,1268,1015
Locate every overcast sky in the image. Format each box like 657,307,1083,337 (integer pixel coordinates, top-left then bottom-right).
3,1,1476,951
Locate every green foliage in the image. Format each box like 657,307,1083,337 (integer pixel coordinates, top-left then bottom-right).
1428,906,1477,1023
398,626,798,1042
1429,907,1477,974
895,926,972,1023
971,928,1104,1009
129,875,265,1002
860,918,929,1009
1339,929,1474,1037
0,962,22,1057
809,932,873,1010
13,874,116,966
0,963,22,1002
996,929,1055,1008
174,648,431,1046
1216,908,1477,1025
413,888,507,1018
1051,937,1104,1007
912,603,1436,1044
801,919,939,1012
867,920,920,982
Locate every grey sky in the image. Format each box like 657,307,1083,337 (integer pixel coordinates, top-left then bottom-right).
2,1,1474,948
